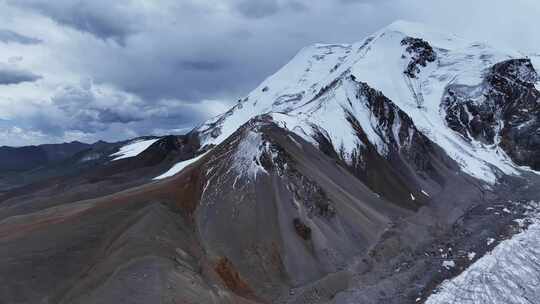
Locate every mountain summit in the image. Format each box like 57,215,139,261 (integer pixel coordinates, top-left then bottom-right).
1,21,540,304
195,19,538,184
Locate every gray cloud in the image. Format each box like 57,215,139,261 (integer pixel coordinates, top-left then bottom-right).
0,29,41,44
235,0,280,18
286,1,309,12
41,81,214,140
1,0,539,146
50,83,144,132
0,66,41,85
233,0,309,18
179,60,229,72
338,0,377,3
10,0,140,44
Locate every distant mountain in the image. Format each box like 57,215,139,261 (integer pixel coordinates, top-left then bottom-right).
0,141,91,172
1,21,539,304
0,136,165,191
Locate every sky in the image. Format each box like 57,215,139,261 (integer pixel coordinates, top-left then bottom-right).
0,0,539,146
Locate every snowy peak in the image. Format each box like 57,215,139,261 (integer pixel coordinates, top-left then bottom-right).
192,20,539,185
373,19,484,52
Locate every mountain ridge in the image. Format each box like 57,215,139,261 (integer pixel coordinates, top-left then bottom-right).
191,20,538,185
1,21,540,304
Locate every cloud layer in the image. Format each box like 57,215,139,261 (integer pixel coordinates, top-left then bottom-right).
0,0,539,146
0,64,41,85
0,29,41,44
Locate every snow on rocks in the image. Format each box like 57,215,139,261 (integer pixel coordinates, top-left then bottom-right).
514,218,527,228
110,138,160,161
154,152,209,180
231,131,270,180
195,42,354,149
270,77,394,162
348,21,522,184
441,260,455,270
532,56,540,91
427,204,540,304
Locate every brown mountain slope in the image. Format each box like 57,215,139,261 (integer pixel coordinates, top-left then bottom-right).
0,115,493,304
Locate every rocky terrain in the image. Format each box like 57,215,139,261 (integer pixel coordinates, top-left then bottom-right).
1,21,540,304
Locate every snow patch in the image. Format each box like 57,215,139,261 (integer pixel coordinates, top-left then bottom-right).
232,131,270,179
514,218,526,228
111,138,159,161
80,153,101,162
441,260,455,270
154,152,209,180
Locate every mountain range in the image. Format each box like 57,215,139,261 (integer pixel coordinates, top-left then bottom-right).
1,21,540,304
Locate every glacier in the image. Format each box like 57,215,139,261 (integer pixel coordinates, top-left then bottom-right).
427,203,540,304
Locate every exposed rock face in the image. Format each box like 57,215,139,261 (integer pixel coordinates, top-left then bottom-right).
309,77,449,210
215,257,258,300
293,218,312,240
443,86,498,145
139,134,201,164
401,37,437,78
492,59,540,169
191,118,408,301
443,59,540,169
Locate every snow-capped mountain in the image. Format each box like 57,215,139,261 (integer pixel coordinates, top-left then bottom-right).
1,21,540,304
194,20,539,184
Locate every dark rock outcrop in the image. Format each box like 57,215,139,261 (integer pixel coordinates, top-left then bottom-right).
293,218,312,240
401,37,437,78
443,58,540,169
490,59,540,169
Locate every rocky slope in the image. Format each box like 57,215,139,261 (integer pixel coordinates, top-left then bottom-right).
1,21,540,304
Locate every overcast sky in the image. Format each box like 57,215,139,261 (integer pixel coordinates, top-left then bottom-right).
0,0,539,146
